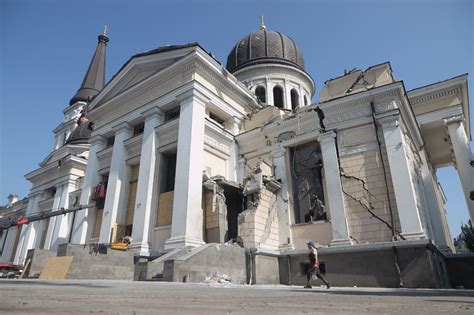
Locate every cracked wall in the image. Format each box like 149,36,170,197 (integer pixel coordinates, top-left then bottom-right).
340,148,401,243
238,187,280,250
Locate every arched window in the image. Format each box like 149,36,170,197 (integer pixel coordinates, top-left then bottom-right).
304,95,308,106
291,89,299,110
273,86,284,108
255,86,266,103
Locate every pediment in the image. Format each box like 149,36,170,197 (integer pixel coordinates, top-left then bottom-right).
40,144,89,167
91,45,199,109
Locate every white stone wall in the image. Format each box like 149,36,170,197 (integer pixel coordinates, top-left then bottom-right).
238,188,279,250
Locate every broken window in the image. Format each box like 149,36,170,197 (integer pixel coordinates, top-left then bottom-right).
290,142,326,224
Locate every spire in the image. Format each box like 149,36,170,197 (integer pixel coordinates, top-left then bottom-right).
260,15,266,31
69,27,109,106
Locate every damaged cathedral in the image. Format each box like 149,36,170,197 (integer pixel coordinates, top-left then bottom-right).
1,21,473,288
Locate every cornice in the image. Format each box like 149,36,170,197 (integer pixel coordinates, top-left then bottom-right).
409,86,460,106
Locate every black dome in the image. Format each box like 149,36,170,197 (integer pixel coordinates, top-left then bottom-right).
226,29,305,73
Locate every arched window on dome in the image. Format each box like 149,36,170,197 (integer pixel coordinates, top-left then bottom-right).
291,89,299,110
273,86,284,109
255,86,266,103
304,95,308,106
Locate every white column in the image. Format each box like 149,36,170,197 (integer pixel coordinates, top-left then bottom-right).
318,132,352,246
14,192,42,264
71,135,106,244
419,154,451,251
44,184,64,249
99,123,133,244
272,147,294,250
165,90,208,249
379,116,425,239
1,227,19,262
130,108,163,256
299,86,305,108
50,179,76,249
444,116,474,221
266,78,274,106
284,80,291,110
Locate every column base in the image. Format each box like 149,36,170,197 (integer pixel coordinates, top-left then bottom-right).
164,236,205,250
278,243,295,252
330,238,353,247
129,242,151,257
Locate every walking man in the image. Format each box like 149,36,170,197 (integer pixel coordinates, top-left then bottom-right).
305,241,330,289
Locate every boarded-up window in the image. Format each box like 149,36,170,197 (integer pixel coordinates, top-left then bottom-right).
92,209,103,239
125,165,140,233
156,191,174,227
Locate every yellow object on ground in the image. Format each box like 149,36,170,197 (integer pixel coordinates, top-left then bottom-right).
110,243,128,250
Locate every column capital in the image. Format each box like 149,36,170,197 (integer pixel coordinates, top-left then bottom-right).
176,89,210,107
271,146,287,158
90,134,106,146
141,107,164,122
377,115,401,129
443,115,464,126
317,131,337,144
111,121,132,134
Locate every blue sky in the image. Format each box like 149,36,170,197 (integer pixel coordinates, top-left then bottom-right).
1,0,473,238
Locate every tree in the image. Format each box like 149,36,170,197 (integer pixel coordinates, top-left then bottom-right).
460,220,474,252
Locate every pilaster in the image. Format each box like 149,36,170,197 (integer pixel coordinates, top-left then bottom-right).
318,131,353,246
271,147,294,250
265,78,274,106
379,115,426,239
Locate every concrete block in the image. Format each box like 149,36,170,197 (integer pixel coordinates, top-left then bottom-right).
25,248,56,278
164,244,246,284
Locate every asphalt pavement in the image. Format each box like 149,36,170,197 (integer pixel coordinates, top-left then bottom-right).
0,279,473,314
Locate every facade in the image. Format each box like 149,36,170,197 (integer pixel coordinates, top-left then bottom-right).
1,23,473,279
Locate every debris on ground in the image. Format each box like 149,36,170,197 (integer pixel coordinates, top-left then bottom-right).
204,271,232,284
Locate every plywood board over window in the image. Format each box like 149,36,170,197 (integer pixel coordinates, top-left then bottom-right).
92,209,103,239
125,164,140,235
156,191,173,227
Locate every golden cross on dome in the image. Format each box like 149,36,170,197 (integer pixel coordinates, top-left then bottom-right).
260,15,266,31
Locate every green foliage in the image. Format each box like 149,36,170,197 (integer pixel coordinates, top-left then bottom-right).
460,220,474,252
